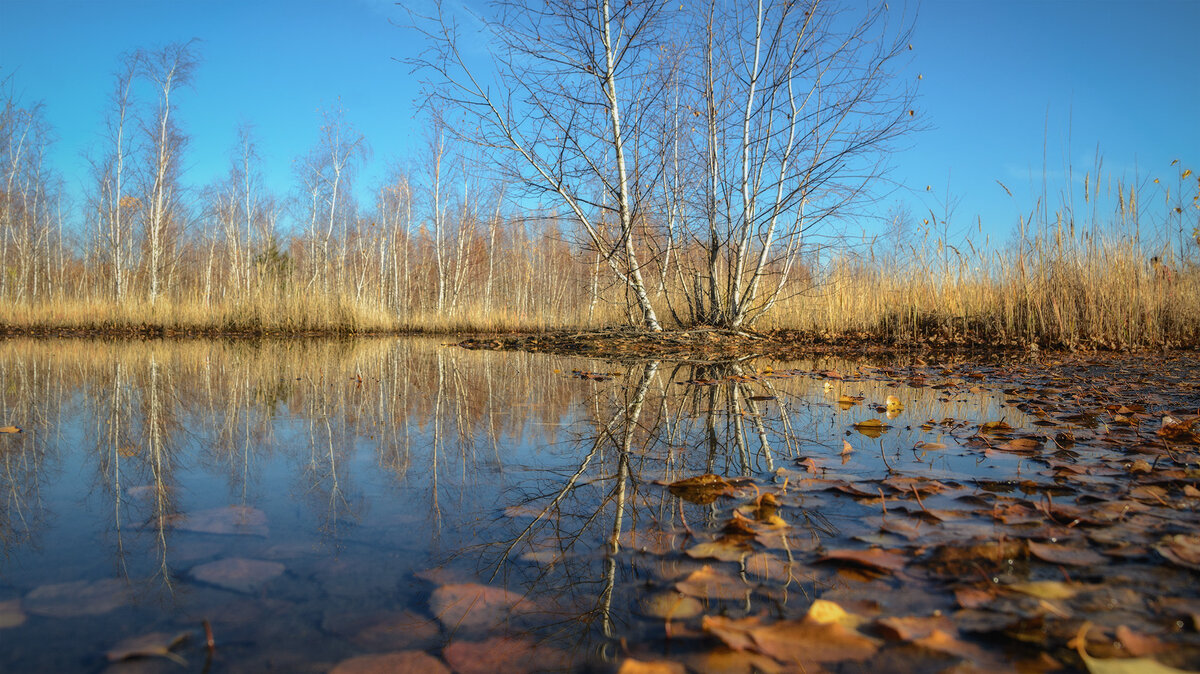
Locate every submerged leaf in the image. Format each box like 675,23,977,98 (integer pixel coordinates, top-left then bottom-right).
1027,541,1106,566
105,631,190,664
0,599,27,629
676,565,750,601
190,557,284,593
330,650,450,674
24,579,132,618
442,636,569,674
616,658,686,674
668,474,736,505
170,505,269,537
429,583,528,631
818,548,907,572
637,592,703,620
1007,580,1078,600
703,615,880,664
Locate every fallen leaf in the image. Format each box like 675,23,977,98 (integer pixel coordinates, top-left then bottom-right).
637,592,703,620
687,537,751,562
24,578,132,618
1074,621,1194,674
676,565,750,601
703,615,880,664
1027,541,1106,566
818,548,907,572
190,558,284,593
169,505,269,537
683,648,783,674
1007,580,1077,600
1155,534,1200,571
616,658,686,674
442,636,569,674
1115,625,1166,657
853,419,892,438
106,631,190,664
0,426,20,433
330,650,450,674
429,583,529,631
0,599,27,628
807,599,866,628
668,474,736,505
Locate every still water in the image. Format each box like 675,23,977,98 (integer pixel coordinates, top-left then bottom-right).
0,338,1195,672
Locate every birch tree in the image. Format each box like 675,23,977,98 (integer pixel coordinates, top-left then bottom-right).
413,0,671,330
91,57,138,301
138,41,199,304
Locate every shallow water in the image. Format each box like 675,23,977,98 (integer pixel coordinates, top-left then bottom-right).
0,338,1197,672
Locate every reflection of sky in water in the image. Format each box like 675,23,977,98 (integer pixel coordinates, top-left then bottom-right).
0,339,1073,671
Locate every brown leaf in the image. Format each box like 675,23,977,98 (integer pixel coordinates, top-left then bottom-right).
676,565,750,601
686,537,751,563
818,548,907,572
442,636,569,674
1115,625,1166,657
0,599,26,629
330,651,450,674
1027,541,1106,566
703,615,880,664
683,648,783,674
616,658,686,674
637,592,703,620
668,474,735,505
190,558,284,593
169,505,269,537
105,631,190,664
429,583,529,631
853,419,892,438
24,578,132,618
1155,534,1200,571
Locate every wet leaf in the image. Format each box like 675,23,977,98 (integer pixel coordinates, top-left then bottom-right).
616,658,686,674
330,650,450,674
683,648,783,674
1074,622,1194,674
1027,541,1106,566
1007,580,1077,600
668,474,735,505
637,592,703,620
687,538,751,562
442,636,569,674
1115,625,1166,657
0,599,26,628
429,583,528,631
1155,534,1200,571
24,578,132,617
0,425,20,433
979,420,1014,434
818,548,907,572
105,631,190,664
190,557,284,593
853,419,892,438
703,615,880,664
675,565,750,601
807,599,865,628
169,505,269,537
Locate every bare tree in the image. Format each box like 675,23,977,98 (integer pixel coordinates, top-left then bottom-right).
138,41,199,304
412,0,672,330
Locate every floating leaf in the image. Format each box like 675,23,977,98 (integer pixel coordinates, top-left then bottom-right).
676,565,750,601
0,426,20,433
687,537,751,562
190,557,284,593
0,599,26,629
1007,580,1078,600
169,505,269,537
24,578,131,618
818,548,907,572
637,592,703,620
886,395,903,411
852,419,891,438
330,650,450,674
1155,534,1200,571
429,583,528,631
1028,541,1106,566
442,636,569,674
668,474,735,505
106,630,190,664
703,615,880,664
616,658,686,674
807,599,865,628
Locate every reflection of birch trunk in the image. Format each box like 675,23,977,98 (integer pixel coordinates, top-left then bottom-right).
145,356,176,590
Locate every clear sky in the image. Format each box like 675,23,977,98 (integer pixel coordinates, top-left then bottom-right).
1,0,1196,243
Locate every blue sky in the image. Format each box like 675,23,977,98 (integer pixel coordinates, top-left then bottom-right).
1,0,1196,243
